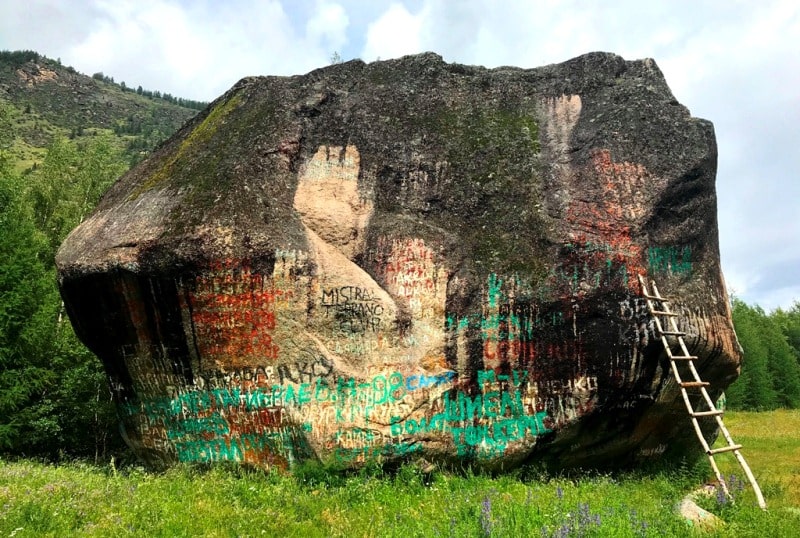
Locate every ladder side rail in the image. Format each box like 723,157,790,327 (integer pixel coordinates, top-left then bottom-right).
669,357,686,384
707,455,731,498
687,415,712,453
653,285,715,398
680,351,723,411
733,450,768,510
650,280,708,387
714,416,740,448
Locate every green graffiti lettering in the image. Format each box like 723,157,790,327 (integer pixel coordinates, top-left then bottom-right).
314,378,331,402
298,383,312,405
388,371,405,402
465,425,486,446
462,392,483,420
405,419,419,434
478,370,496,385
450,426,465,446
487,274,503,308
284,384,297,405
390,417,403,436
483,391,500,418
500,390,522,416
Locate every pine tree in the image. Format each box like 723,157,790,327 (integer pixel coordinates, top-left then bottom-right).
727,299,800,410
0,151,54,449
727,300,778,410
773,303,800,363
0,133,129,459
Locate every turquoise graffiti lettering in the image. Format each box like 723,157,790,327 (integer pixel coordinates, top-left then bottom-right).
125,369,553,464
166,415,229,440
174,437,243,463
487,273,504,308
174,428,304,464
334,441,422,463
477,369,528,387
450,411,550,456
648,246,691,275
442,389,525,421
388,376,551,459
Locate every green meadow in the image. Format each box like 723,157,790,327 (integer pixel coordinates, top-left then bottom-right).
1,410,798,537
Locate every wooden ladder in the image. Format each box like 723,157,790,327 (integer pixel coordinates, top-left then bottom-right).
637,275,766,510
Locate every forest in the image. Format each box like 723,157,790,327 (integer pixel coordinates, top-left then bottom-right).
1,111,126,460
1,95,799,462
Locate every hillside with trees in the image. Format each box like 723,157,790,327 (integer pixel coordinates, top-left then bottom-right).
0,50,204,460
0,50,204,171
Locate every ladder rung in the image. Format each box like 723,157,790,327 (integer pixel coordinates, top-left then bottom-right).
660,331,686,336
680,381,710,388
651,310,679,317
671,355,698,360
708,444,742,455
691,410,724,417
643,293,669,301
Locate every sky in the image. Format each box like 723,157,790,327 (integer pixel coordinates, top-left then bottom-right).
1,0,798,310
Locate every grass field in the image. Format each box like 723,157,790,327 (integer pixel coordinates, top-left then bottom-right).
712,409,800,506
1,410,798,537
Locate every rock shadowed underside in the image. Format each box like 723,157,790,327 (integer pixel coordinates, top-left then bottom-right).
56,52,739,471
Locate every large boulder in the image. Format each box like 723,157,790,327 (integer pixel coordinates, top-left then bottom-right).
56,52,739,471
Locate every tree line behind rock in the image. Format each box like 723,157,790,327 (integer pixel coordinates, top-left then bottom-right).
726,299,800,410
90,71,207,111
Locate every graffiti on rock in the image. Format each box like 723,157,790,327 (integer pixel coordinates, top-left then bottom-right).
120,365,584,466
186,260,285,366
113,144,645,468
321,286,385,333
647,246,692,276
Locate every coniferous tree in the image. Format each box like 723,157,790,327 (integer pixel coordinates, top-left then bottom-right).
727,300,778,410
759,306,800,407
0,131,128,459
727,299,800,410
773,303,800,363
0,149,54,450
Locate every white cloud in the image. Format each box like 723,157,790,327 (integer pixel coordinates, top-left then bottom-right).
306,0,350,54
58,0,335,101
0,0,101,56
362,2,424,61
68,1,212,87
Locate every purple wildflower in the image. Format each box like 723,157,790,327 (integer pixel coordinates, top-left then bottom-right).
480,495,493,536
728,474,745,495
578,502,591,525
555,524,572,538
716,484,728,506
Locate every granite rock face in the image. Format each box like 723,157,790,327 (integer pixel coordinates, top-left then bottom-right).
56,52,739,471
